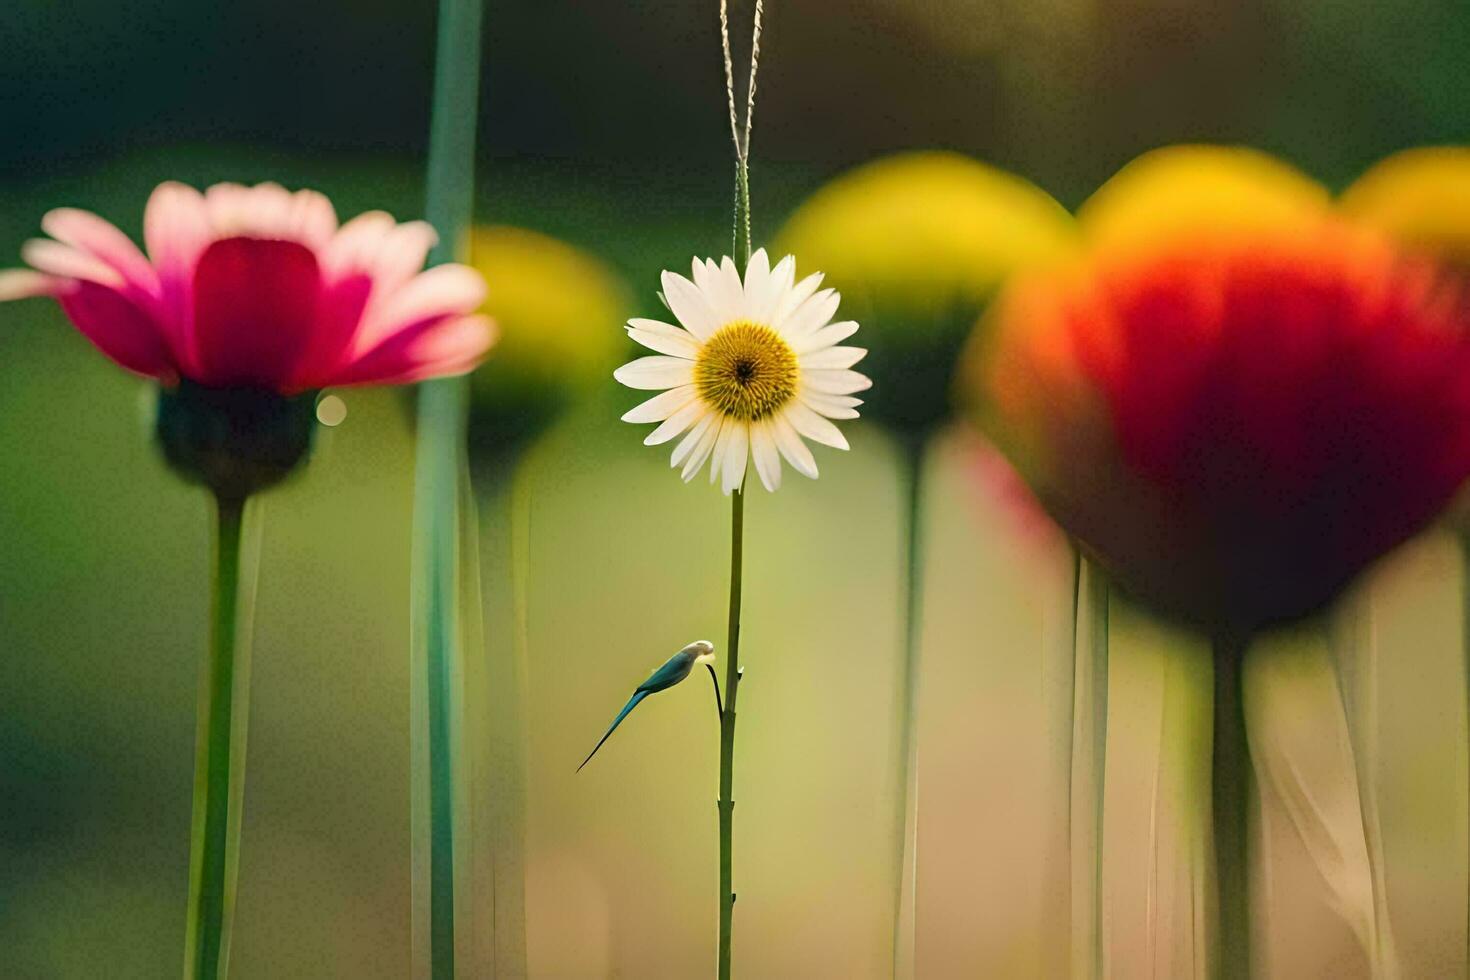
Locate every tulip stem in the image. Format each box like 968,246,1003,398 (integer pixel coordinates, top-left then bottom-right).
412,0,484,974
1461,530,1470,974
891,433,927,978
1070,552,1110,979
183,493,256,980
1212,637,1252,979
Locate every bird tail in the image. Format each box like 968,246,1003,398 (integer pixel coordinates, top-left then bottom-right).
577,690,650,772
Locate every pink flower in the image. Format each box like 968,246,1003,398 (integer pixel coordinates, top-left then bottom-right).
0,181,496,392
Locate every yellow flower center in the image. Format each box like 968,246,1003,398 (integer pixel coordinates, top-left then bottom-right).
694,320,800,421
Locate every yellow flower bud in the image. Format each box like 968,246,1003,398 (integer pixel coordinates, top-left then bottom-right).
1340,146,1470,273
776,151,1076,433
1078,144,1330,253
464,225,632,453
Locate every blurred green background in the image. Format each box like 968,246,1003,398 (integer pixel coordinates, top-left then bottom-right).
2,0,1470,977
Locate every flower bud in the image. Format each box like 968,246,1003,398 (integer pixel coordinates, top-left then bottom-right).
464,226,631,456
1076,144,1330,254
1341,147,1470,275
776,151,1076,434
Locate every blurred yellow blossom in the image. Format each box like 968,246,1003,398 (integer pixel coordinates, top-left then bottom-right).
776,151,1076,432
465,225,632,453
1340,147,1470,273
1079,144,1330,254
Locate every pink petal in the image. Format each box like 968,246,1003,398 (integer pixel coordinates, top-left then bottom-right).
367,221,437,292
282,188,338,248
333,314,497,387
21,239,124,289
190,237,323,389
41,208,159,296
355,263,486,354
144,182,213,368
288,273,374,390
0,269,70,300
57,281,175,379
323,211,397,280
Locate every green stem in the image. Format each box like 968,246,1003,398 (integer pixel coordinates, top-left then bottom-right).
719,48,753,977
1211,637,1252,979
184,494,253,980
718,488,745,980
891,435,926,978
412,0,484,974
1461,530,1470,975
1069,553,1109,979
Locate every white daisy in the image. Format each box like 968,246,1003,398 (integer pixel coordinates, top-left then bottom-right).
614,249,871,494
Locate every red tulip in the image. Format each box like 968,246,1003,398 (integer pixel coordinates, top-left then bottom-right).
981,222,1470,637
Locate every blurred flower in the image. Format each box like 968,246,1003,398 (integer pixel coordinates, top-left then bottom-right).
975,221,1470,638
614,248,869,494
776,151,1075,433
0,181,495,392
1077,144,1331,254
463,225,631,455
1341,147,1470,275
0,181,495,497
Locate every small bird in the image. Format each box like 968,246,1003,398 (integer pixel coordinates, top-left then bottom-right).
577,640,716,772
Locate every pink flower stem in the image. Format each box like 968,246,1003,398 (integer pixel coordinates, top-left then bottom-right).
183,494,254,979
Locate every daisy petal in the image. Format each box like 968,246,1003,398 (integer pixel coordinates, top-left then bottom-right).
755,255,796,323
801,391,862,420
645,398,708,446
708,418,736,485
700,258,742,317
803,368,873,395
622,385,696,423
773,271,824,324
627,318,700,358
685,416,726,482
722,422,750,495
780,288,841,340
786,400,850,450
670,410,713,465
800,346,867,370
795,321,861,353
662,270,720,340
771,413,819,479
741,248,770,319
750,421,782,491
613,355,695,390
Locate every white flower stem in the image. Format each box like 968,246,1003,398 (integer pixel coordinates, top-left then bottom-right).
718,488,745,980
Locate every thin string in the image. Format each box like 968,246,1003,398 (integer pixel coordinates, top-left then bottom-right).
719,0,764,160
720,0,767,255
